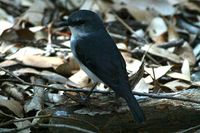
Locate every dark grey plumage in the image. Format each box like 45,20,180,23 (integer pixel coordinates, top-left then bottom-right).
67,10,145,123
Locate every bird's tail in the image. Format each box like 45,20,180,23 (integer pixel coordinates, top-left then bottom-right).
124,91,145,123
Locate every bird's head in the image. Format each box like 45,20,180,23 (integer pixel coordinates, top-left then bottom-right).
66,10,105,36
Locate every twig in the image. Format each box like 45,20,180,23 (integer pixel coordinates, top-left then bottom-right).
178,124,200,133
109,32,185,49
132,91,200,104
113,13,135,34
0,114,51,127
109,32,145,46
0,67,28,84
112,12,147,43
158,39,184,49
1,67,200,104
146,53,161,65
0,124,35,133
0,111,15,119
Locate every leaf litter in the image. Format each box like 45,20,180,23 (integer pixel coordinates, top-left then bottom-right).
0,0,199,132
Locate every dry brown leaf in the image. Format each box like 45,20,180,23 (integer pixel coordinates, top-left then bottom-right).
18,0,54,25
163,80,191,91
0,60,18,67
2,82,24,102
55,54,80,75
16,55,64,69
167,22,179,42
174,42,196,65
181,59,191,81
121,51,132,63
69,70,91,88
0,42,16,54
141,45,182,63
113,0,175,16
13,68,40,76
127,59,142,74
14,120,31,133
133,78,149,93
0,20,13,35
167,72,191,81
40,70,78,87
192,82,200,87
6,47,45,60
129,62,144,89
1,28,35,42
144,65,172,83
0,96,23,117
113,4,155,23
148,17,168,43
116,43,134,63
183,2,200,13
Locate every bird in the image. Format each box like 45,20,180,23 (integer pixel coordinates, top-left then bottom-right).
64,10,145,123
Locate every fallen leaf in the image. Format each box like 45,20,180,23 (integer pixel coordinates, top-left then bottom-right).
0,20,13,35
167,72,191,81
55,54,80,75
174,42,196,65
2,82,24,102
6,46,45,60
40,70,77,87
14,120,31,133
16,55,64,69
1,28,35,42
19,0,54,25
113,0,175,16
113,4,155,23
163,80,191,91
0,42,16,54
144,65,172,83
167,22,179,42
133,78,149,93
13,68,40,76
69,70,91,88
148,17,168,43
0,96,23,117
141,44,182,63
183,2,200,13
181,59,191,81
0,60,18,67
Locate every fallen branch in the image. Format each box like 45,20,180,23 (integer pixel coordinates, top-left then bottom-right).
0,67,200,104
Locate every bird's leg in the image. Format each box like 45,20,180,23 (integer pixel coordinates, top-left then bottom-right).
81,83,98,104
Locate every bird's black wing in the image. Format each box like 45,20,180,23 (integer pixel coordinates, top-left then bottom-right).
73,29,128,92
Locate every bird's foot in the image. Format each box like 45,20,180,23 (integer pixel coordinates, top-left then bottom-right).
79,83,98,105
